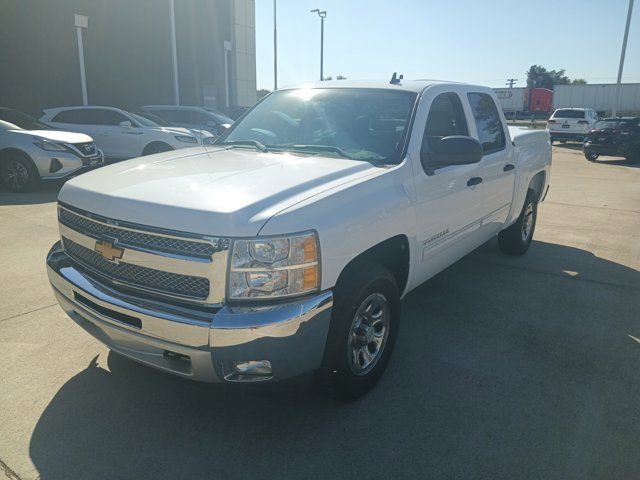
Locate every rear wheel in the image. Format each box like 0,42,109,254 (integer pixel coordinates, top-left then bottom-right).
585,151,599,161
498,190,537,255
320,261,400,401
0,152,39,192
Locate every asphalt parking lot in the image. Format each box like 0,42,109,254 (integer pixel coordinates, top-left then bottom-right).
1,145,639,480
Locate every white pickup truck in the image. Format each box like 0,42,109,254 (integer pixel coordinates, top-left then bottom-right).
46,80,551,400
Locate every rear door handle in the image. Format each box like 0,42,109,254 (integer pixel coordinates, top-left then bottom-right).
467,177,483,187
503,164,515,172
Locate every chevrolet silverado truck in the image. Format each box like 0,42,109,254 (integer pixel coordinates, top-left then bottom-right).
46,80,551,400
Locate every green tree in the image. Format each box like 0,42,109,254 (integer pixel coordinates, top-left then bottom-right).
257,88,271,99
526,65,570,89
571,78,588,85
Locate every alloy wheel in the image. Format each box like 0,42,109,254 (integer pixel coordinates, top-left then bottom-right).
2,160,30,190
347,293,390,376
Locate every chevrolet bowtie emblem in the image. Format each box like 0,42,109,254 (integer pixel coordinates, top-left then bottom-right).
94,240,124,262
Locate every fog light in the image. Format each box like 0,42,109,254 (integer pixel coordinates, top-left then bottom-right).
234,360,272,376
49,158,62,173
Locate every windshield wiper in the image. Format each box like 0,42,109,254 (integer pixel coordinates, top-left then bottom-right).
269,144,355,160
216,140,269,153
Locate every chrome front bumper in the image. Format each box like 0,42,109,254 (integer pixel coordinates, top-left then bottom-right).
46,242,333,383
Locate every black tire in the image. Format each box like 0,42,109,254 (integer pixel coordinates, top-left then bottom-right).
142,142,172,156
559,140,566,144
498,190,537,255
585,151,599,161
0,151,40,193
319,261,400,401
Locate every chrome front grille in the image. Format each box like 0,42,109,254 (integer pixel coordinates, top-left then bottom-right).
62,237,210,299
59,208,218,259
57,204,229,304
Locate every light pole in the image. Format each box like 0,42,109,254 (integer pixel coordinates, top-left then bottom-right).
169,0,180,105
74,14,89,105
613,0,634,117
310,9,327,81
274,0,278,90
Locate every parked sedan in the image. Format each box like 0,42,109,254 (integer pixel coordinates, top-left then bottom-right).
0,119,103,192
138,105,233,136
40,106,205,161
583,117,640,161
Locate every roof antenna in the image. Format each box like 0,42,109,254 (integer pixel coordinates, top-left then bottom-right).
390,72,404,85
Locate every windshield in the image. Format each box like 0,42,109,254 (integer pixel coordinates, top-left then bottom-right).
553,109,585,119
218,88,417,163
128,112,161,127
0,109,50,130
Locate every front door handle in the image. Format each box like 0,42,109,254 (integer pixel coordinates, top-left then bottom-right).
503,164,515,172
467,177,483,187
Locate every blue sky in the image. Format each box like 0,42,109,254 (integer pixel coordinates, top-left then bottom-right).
255,0,640,90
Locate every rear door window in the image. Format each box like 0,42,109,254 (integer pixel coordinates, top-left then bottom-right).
467,92,506,154
153,109,192,124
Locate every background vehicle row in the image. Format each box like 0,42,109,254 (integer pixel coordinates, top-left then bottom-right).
0,108,103,192
40,106,216,161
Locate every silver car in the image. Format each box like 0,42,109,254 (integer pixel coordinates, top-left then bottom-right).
0,118,103,192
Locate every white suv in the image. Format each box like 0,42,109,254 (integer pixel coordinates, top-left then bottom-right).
547,108,598,143
40,106,214,161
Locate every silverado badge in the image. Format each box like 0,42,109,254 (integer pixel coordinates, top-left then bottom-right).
94,240,124,262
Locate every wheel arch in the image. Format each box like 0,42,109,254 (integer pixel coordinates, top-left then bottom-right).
142,141,173,156
528,170,546,202
334,235,410,296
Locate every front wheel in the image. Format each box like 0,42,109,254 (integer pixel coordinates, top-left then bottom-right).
0,153,40,192
319,261,400,401
585,151,599,161
498,190,537,255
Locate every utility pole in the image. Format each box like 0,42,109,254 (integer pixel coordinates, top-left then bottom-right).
613,0,634,117
311,9,327,81
506,79,518,120
273,0,278,90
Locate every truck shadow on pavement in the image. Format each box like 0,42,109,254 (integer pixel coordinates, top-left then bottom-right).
0,183,61,206
28,240,640,480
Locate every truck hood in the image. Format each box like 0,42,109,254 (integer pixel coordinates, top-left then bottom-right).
59,147,378,236
11,129,93,144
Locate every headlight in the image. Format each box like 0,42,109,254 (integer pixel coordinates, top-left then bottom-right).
175,135,197,143
202,136,217,145
228,231,320,300
34,139,67,152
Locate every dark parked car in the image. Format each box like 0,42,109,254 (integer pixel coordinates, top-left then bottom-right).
584,117,640,162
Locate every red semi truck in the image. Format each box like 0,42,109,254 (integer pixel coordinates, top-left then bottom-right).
493,87,553,114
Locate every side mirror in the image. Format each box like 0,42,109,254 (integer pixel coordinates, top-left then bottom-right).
119,120,132,128
422,135,482,172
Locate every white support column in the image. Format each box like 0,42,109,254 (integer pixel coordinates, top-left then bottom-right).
74,14,88,105
169,0,180,105
224,41,232,108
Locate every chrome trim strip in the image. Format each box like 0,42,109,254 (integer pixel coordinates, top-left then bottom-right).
58,203,226,244
231,261,318,273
